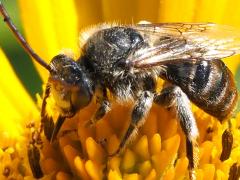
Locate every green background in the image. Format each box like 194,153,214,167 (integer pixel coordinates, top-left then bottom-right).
0,0,42,99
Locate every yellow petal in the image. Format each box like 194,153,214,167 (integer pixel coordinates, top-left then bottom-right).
196,169,203,180
74,156,90,179
0,49,37,117
121,149,136,172
134,135,150,160
18,0,58,81
174,157,188,179
62,144,80,176
51,0,78,55
162,167,175,180
222,0,240,28
199,141,214,166
216,169,227,179
158,0,195,22
138,160,152,177
108,170,122,180
18,0,78,81
145,169,157,180
150,133,161,155
194,0,228,23
162,134,180,153
152,150,168,175
123,173,141,180
101,0,138,23
75,0,103,27
108,156,121,177
152,135,180,175
202,164,215,180
224,56,240,75
158,112,178,140
142,113,158,138
85,160,103,180
86,137,105,164
135,0,159,22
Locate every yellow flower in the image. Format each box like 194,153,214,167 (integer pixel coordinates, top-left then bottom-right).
1,0,240,179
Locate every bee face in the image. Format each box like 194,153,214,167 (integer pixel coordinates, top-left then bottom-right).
49,54,94,116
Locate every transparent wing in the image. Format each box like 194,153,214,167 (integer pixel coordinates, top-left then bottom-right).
130,23,240,68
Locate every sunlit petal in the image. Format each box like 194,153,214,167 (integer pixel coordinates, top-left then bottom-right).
18,0,78,81
0,49,37,118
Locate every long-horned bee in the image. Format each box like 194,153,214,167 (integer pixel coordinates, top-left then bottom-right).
1,2,239,179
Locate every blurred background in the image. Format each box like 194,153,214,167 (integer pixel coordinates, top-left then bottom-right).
0,0,240,112
0,0,42,99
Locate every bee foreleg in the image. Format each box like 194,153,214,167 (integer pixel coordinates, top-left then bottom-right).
154,85,199,178
27,144,43,178
109,91,154,156
50,116,66,142
27,84,51,177
40,84,55,141
27,126,43,178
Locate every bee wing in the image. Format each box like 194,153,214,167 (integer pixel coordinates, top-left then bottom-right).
130,23,240,68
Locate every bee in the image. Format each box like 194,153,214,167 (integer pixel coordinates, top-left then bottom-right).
1,2,239,179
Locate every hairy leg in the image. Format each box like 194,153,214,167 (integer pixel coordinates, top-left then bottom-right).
154,85,199,179
110,91,154,156
85,87,111,127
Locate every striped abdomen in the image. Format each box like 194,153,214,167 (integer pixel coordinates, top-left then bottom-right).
160,59,238,120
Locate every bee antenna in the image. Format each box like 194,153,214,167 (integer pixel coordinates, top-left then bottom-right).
0,1,51,71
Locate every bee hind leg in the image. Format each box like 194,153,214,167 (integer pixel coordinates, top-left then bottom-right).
154,85,199,180
109,91,154,156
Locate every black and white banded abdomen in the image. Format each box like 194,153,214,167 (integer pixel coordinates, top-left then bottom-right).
160,59,238,120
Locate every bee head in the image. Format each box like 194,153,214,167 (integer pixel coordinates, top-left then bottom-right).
49,54,94,116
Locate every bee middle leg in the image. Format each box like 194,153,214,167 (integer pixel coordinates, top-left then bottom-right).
154,85,199,178
85,87,111,127
109,91,154,156
85,99,111,127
